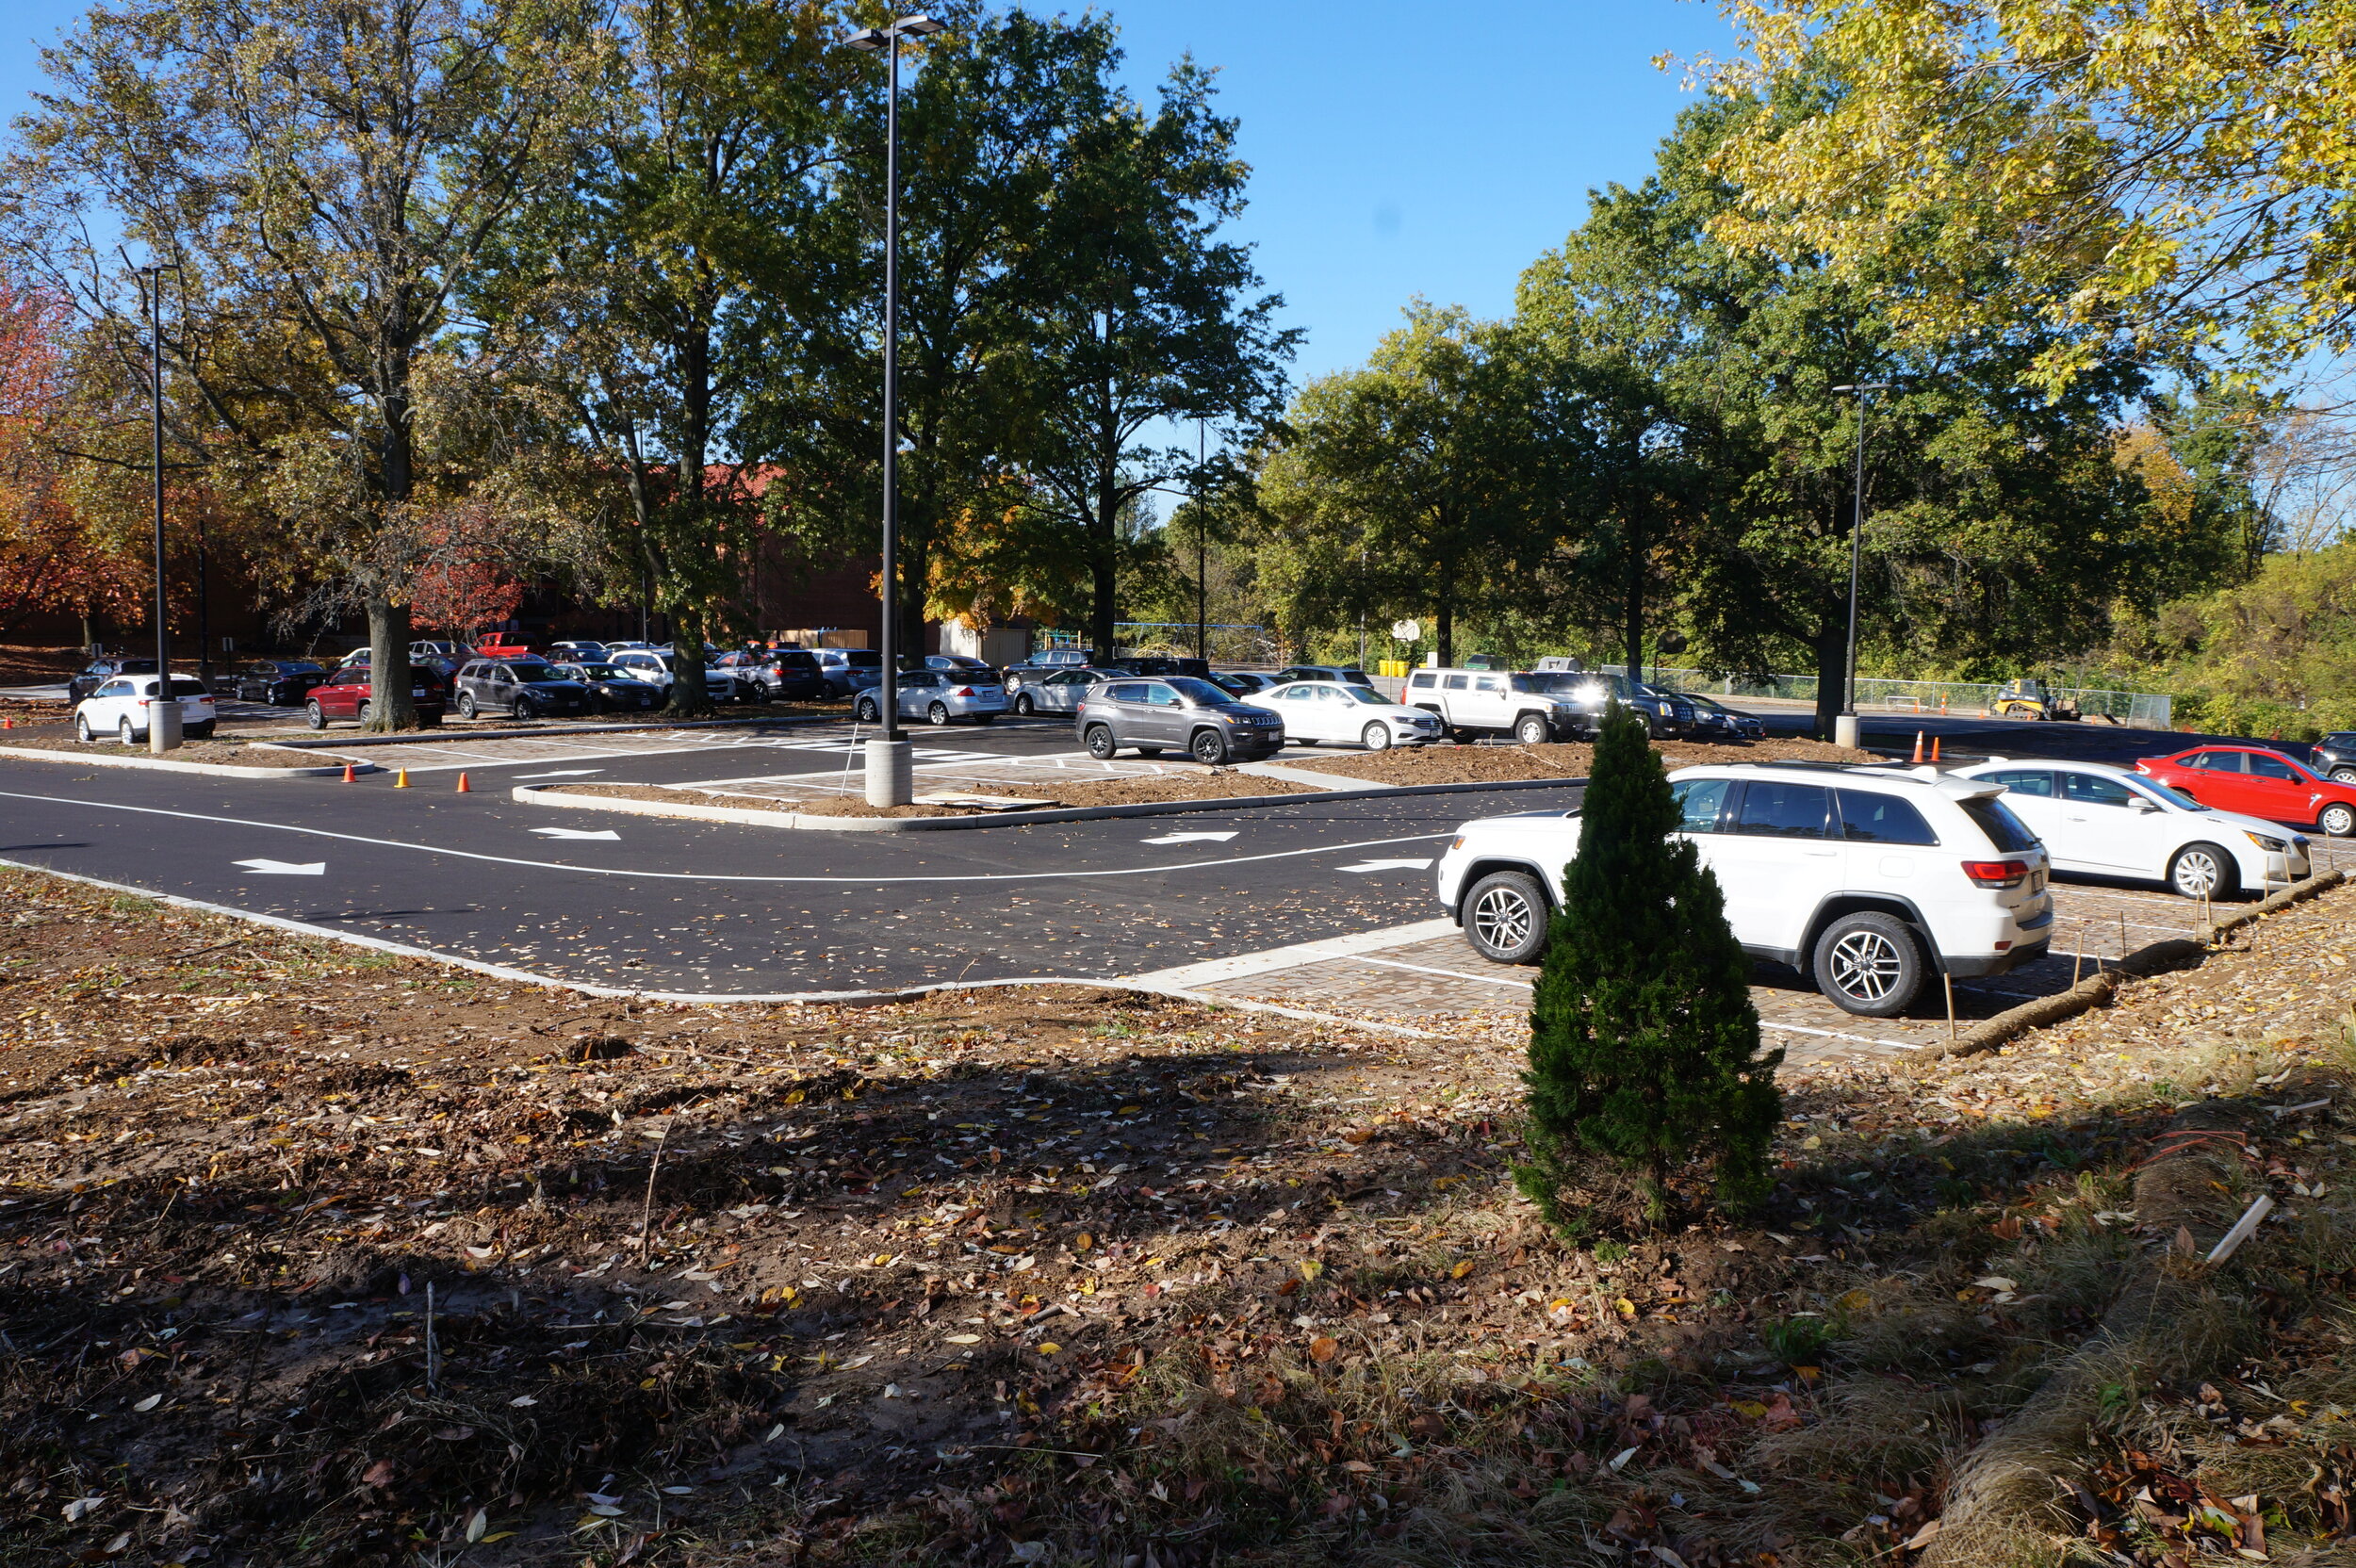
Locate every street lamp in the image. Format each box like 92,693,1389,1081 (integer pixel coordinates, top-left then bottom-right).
846,11,945,808
137,262,183,754
1830,381,1894,750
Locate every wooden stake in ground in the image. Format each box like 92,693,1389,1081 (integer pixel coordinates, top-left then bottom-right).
1944,972,1957,1043
425,1281,439,1394
639,1120,670,1266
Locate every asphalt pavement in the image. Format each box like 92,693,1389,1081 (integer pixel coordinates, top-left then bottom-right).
0,716,1549,996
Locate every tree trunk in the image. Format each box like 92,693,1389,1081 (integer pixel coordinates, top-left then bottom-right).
1812,611,1848,739
1624,502,1645,682
1088,441,1120,660
1435,581,1455,671
365,597,418,731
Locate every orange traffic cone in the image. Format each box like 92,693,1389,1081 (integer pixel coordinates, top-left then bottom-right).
1911,730,1924,765
394,768,410,788
1939,693,1949,714
341,763,356,783
3,717,12,729
1930,736,1941,762
456,772,470,793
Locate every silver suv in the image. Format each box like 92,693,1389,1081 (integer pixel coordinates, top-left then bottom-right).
1076,677,1284,765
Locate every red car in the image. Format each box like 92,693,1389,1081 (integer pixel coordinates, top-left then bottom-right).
304,665,447,728
474,631,535,662
2136,744,2356,838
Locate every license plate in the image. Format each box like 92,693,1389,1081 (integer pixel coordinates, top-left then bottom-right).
2030,870,2045,892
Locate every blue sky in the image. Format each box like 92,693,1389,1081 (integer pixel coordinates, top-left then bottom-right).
1,0,1736,383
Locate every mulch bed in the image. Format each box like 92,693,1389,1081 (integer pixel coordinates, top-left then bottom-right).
1288,736,1875,786
2,867,2351,1565
545,770,1318,819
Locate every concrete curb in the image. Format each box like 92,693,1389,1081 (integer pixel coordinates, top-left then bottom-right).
262,710,837,750
512,772,1592,832
1931,868,2348,1058
0,855,1432,1037
0,744,369,779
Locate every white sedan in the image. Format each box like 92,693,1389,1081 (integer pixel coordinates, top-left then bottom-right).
74,674,217,743
1259,679,1444,750
1952,758,2309,899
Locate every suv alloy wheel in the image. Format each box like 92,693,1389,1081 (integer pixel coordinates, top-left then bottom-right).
1464,870,1548,964
2332,766,2356,783
513,694,536,721
1191,729,1229,765
75,716,93,743
1085,725,1118,760
456,692,479,719
1513,712,1550,745
118,718,138,745
2168,842,2234,900
1811,912,1924,1017
305,701,327,729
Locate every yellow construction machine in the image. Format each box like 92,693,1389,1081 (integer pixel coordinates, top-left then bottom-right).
1991,678,2081,722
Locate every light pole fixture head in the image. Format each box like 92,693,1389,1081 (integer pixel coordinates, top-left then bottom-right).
1830,382,1896,394
845,14,944,48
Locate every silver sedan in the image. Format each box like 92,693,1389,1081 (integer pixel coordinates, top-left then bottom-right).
1007,667,1108,715
854,668,1007,726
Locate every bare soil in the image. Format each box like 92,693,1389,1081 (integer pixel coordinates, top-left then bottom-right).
546,770,1319,819
0,723,339,768
1,867,2350,1567
1285,734,1877,786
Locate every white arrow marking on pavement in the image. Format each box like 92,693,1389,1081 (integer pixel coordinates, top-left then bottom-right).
1338,858,1434,874
530,826,622,841
515,769,605,779
1140,830,1238,845
233,858,324,875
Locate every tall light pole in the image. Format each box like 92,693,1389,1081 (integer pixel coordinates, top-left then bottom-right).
138,263,183,753
1829,382,1893,749
846,12,944,807
1195,419,1207,661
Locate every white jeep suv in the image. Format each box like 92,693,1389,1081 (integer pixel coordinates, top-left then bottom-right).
1434,761,2054,1016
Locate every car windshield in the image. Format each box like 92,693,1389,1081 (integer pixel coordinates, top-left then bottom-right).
573,663,622,678
1165,677,1234,705
280,662,323,674
508,662,563,681
1338,685,1400,706
1512,674,1579,694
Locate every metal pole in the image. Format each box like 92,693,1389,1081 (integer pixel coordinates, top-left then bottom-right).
1846,390,1866,718
143,266,182,752
879,30,900,741
1195,419,1206,661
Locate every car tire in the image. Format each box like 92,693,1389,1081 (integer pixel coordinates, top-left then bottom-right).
305,701,327,730
1463,870,1549,964
188,723,214,739
855,696,879,724
1013,693,1036,716
1513,712,1550,746
118,718,137,746
2323,803,2356,839
1363,723,1393,752
457,693,478,720
1191,729,1230,766
2332,767,2356,784
74,716,93,743
513,695,536,722
358,700,374,725
2168,842,2236,900
1811,912,1924,1018
1085,725,1118,760
927,701,951,727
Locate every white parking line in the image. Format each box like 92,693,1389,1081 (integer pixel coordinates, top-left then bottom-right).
1759,1020,1920,1048
1352,955,1532,988
1126,919,1462,988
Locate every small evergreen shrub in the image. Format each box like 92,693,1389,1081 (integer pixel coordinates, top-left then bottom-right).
1513,703,1782,1230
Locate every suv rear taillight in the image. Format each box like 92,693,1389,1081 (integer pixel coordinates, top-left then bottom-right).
1961,859,2027,889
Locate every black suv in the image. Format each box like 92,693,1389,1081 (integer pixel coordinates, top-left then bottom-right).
451,658,592,720
551,662,663,713
1074,675,1284,764
227,658,328,706
2312,733,2356,783
68,656,158,702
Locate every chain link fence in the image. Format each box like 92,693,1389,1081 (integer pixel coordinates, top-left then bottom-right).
1614,666,2172,728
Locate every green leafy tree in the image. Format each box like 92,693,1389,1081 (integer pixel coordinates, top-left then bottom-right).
14,0,606,729
1710,0,2356,388
1520,91,2173,731
1516,704,1780,1228
1016,55,1296,655
1258,304,1534,668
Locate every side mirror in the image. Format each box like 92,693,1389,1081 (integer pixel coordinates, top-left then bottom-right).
2132,798,2160,813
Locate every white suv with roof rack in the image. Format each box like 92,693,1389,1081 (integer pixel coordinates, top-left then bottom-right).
1434,761,2054,1016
